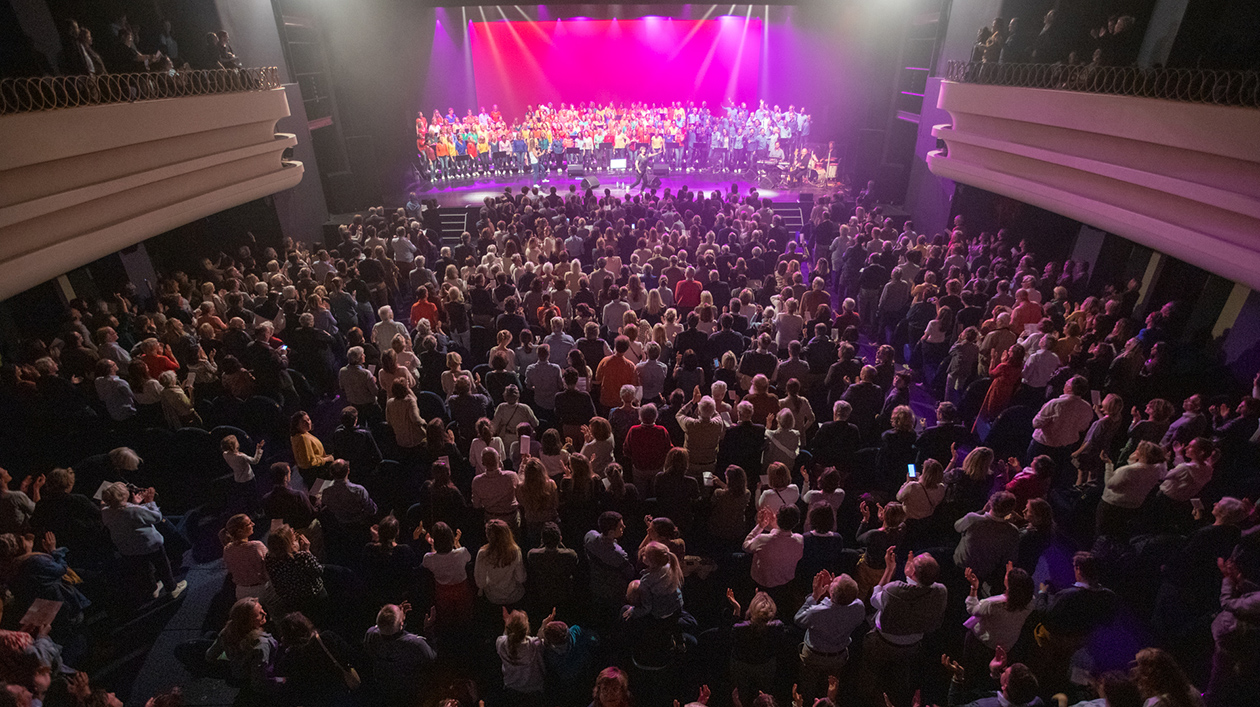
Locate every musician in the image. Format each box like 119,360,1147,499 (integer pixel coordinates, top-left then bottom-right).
790,148,811,184
629,147,651,190
767,140,785,166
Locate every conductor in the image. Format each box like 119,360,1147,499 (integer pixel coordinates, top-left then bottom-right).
628,147,651,191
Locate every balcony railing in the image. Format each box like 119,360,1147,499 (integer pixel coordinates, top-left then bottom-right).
0,66,281,115
943,60,1260,108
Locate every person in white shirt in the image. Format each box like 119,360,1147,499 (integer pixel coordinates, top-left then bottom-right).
221,434,264,483
390,233,417,267
1157,436,1217,515
1022,334,1061,389
1029,375,1095,483
372,306,409,353
963,564,1034,654
758,461,802,512
420,521,473,615
743,504,804,590
1097,441,1167,536
476,519,527,605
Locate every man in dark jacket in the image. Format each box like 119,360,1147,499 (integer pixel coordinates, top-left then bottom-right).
803,323,838,376
842,365,886,444
716,401,766,478
809,401,862,474
330,407,383,482
916,402,973,466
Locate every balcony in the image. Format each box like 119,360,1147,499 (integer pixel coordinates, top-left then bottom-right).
927,61,1260,290
0,67,303,300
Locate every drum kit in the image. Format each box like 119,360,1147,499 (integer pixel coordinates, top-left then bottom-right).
748,144,840,190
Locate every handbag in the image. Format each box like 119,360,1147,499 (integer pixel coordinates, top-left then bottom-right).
314,633,361,690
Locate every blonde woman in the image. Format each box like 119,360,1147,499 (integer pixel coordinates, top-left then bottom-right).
623,541,684,619
643,289,665,325
391,334,420,376
492,330,517,372
580,417,615,478
946,446,996,515
497,607,548,698
475,518,526,605
516,457,559,546
220,514,267,599
440,351,472,397
898,458,946,521
662,308,682,342
728,590,789,705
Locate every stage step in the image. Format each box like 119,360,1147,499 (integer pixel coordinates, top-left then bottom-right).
437,210,469,247
772,203,806,236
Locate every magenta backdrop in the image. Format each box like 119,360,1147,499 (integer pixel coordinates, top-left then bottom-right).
468,18,763,122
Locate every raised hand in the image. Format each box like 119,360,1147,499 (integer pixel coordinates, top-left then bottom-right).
884,545,897,567
991,644,1008,672
756,506,776,529
941,653,965,681
964,567,980,590
697,685,711,705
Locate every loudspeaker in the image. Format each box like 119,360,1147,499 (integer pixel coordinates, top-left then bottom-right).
646,175,662,190
652,162,671,176
799,192,815,207
580,176,600,191
344,135,381,207
758,175,774,190
566,164,585,177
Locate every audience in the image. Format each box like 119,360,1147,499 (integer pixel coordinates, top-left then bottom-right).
0,172,1254,707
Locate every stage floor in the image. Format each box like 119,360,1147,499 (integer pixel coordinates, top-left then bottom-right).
406,167,843,207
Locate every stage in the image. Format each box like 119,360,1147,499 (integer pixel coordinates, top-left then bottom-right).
404,168,846,208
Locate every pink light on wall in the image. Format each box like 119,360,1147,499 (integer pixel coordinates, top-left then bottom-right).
468,18,763,121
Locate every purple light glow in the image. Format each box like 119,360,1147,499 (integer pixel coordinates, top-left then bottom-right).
469,18,763,121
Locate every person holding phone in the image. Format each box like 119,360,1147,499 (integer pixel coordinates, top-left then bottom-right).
898,459,946,523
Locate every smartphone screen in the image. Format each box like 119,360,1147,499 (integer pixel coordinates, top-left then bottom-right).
1191,498,1204,512
907,463,917,479
1091,390,1102,407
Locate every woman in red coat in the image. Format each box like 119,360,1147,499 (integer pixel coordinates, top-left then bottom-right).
974,343,1027,433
